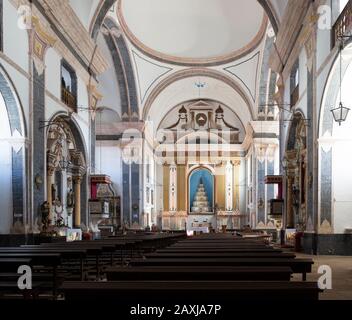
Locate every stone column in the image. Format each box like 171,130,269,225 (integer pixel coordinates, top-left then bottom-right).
47,173,54,222
286,150,298,228
169,163,177,212
286,175,295,228
225,161,233,211
73,175,82,228
46,157,56,223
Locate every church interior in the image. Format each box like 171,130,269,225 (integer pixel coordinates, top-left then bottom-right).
0,0,351,304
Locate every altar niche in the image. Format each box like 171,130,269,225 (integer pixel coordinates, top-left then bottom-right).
46,116,87,231
189,168,214,214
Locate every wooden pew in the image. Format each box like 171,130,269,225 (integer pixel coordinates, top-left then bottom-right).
3,247,87,280
61,281,322,301
0,258,32,272
156,248,283,253
129,258,313,280
144,252,296,259
105,266,293,281
0,252,61,297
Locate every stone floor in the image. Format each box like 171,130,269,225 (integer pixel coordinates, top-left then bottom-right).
292,253,352,300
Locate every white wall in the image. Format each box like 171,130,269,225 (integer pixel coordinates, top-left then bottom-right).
331,62,352,233
3,0,29,73
95,142,122,196
316,0,332,71
45,48,61,99
69,0,95,30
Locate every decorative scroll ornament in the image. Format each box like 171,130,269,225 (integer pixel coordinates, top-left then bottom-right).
88,85,103,121
30,16,56,74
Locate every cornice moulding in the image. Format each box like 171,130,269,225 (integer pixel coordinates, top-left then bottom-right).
36,0,109,75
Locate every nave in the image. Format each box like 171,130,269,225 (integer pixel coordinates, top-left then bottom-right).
0,0,352,306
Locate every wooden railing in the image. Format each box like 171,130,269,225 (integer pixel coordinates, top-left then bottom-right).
332,0,352,48
61,87,77,112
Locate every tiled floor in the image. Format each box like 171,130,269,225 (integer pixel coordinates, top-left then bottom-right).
292,253,352,300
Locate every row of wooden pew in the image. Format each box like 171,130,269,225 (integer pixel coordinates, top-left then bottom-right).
61,233,322,301
0,232,185,299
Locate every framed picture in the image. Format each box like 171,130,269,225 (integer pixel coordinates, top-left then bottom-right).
103,201,110,214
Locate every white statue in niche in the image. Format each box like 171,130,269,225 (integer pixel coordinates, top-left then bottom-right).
67,188,74,215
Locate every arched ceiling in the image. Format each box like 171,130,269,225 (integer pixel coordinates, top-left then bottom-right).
144,74,254,135
69,0,100,30
75,0,289,42
116,0,267,65
75,0,290,129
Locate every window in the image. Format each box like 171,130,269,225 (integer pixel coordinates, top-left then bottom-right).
290,61,299,107
61,60,77,111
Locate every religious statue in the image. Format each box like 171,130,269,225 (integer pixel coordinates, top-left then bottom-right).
67,189,74,208
40,201,51,233
51,184,57,204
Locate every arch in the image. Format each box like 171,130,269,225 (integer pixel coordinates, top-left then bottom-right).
0,65,27,234
143,68,255,122
318,47,352,233
286,112,306,151
90,0,117,40
48,112,88,159
0,64,26,136
319,44,352,138
102,17,139,119
46,113,89,227
257,0,279,35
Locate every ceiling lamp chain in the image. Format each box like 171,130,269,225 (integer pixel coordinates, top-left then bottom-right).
330,44,350,126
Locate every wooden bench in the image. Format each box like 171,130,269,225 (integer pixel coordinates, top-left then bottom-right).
0,253,61,297
156,248,283,253
3,247,87,280
0,258,32,272
129,258,313,280
105,266,293,281
144,252,296,259
61,281,321,301
0,282,48,300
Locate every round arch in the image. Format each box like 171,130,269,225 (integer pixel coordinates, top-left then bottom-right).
0,65,27,234
45,113,89,228
318,45,352,234
319,44,352,138
187,166,215,214
143,69,255,126
286,112,307,152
